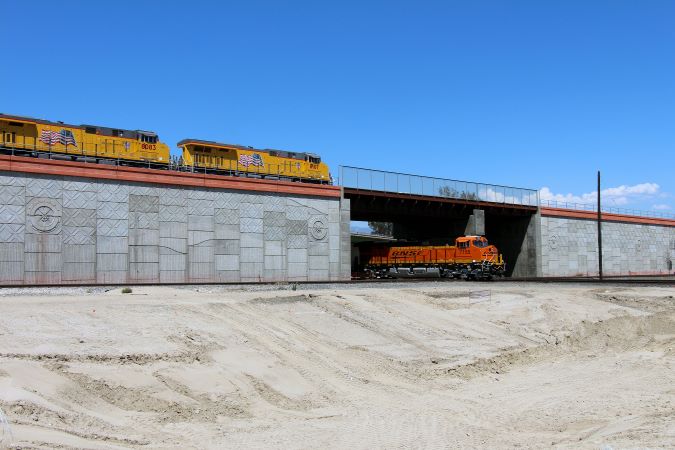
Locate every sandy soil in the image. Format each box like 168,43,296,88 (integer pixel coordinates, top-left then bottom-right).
0,281,673,449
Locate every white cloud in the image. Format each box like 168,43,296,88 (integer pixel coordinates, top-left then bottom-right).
539,182,662,207
652,203,671,210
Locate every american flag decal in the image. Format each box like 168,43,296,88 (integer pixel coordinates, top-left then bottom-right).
239,153,264,167
40,129,77,147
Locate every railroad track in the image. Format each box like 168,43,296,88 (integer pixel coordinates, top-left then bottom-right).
0,276,673,290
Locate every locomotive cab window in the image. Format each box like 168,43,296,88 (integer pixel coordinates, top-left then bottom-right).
139,134,158,144
307,155,321,164
473,239,488,248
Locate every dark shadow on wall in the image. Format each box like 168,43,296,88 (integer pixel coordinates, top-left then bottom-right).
486,213,538,277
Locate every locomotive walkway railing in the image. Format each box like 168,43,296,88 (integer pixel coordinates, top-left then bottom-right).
541,199,675,220
339,166,540,207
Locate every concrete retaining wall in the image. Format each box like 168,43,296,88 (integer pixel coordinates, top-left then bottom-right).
540,215,675,277
0,171,351,284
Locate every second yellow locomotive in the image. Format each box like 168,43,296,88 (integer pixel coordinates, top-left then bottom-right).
179,139,331,183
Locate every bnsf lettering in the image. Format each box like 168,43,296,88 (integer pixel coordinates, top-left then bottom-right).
391,250,423,257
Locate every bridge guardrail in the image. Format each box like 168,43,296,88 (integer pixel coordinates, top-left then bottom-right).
541,200,675,219
339,166,539,207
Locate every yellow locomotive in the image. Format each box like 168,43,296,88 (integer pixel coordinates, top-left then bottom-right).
0,113,332,184
179,139,331,183
0,113,170,165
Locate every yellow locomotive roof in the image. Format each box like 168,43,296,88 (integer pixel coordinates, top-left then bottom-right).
178,138,320,161
0,113,161,140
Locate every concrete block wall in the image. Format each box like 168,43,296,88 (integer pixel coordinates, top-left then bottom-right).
0,171,351,285
540,215,675,277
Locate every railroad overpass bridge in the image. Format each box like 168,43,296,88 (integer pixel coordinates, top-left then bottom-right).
340,166,541,277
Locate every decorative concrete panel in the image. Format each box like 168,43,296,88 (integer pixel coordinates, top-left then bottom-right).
63,180,96,192
160,237,187,255
187,199,214,216
25,234,61,253
0,243,24,262
63,208,96,228
286,220,306,236
97,183,128,202
540,216,675,277
215,194,241,210
188,215,214,232
286,206,309,221
26,198,62,235
160,222,188,238
240,203,264,219
130,212,159,230
97,254,128,271
0,261,23,283
63,190,97,209
263,196,286,212
0,185,25,206
263,211,286,226
160,205,188,223
189,262,215,280
188,189,217,201
161,189,187,206
287,234,308,249
98,201,128,220
240,233,264,248
63,245,96,263
190,246,215,263
129,262,160,281
264,226,286,241
26,178,62,198
0,205,24,224
129,194,160,213
215,208,239,225
214,239,240,255
188,230,213,247
129,245,160,263
62,226,96,245
160,254,187,271
240,262,263,280
97,236,128,254
25,253,63,272
0,174,27,187
97,219,128,237
309,215,328,242
264,241,284,256
214,224,240,240
240,217,263,234
215,255,239,271
63,263,96,281
0,170,350,284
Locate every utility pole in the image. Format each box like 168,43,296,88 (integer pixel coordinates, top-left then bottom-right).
597,171,603,280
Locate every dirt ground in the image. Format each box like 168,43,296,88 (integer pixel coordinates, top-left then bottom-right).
0,281,673,449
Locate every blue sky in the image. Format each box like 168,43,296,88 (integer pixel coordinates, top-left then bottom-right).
4,1,674,212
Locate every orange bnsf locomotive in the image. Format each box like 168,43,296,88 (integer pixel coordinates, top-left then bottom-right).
359,235,505,280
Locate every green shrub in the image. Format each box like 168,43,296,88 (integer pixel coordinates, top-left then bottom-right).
121,287,133,294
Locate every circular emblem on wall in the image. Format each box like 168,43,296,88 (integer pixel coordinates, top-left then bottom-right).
27,198,62,234
548,234,558,250
309,216,328,241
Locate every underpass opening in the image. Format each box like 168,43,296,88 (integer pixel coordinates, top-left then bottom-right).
342,167,540,277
